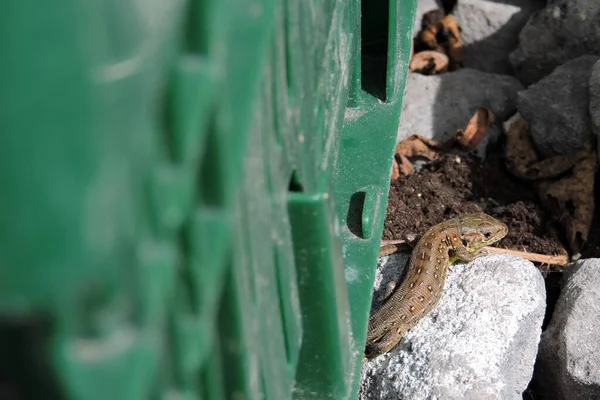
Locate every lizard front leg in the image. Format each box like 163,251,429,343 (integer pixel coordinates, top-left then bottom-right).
453,245,488,262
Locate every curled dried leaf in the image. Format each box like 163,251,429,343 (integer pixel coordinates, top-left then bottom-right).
409,51,449,75
391,157,401,180
395,135,442,160
537,144,597,254
526,149,590,180
441,15,463,69
393,134,447,179
455,107,495,150
391,147,418,180
503,113,597,254
395,153,414,177
505,113,590,180
504,113,539,179
421,9,445,30
414,31,444,55
413,11,464,71
414,9,446,54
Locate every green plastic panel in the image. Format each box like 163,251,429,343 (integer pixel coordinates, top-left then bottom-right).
0,0,415,398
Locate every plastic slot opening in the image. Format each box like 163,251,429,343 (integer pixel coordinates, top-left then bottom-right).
360,0,390,101
288,170,304,193
185,0,208,54
0,317,64,400
347,191,366,239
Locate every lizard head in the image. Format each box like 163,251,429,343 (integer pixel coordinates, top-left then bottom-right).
457,213,508,251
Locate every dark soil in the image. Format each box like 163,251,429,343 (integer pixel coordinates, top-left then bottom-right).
381,137,586,368
381,5,600,400
382,138,566,265
380,134,600,366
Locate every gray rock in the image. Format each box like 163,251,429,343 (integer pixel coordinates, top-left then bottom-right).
590,60,600,144
414,0,442,31
398,69,523,154
531,259,600,399
358,254,546,400
516,55,598,157
509,0,600,85
454,0,545,75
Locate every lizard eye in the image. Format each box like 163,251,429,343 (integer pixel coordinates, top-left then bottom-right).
483,231,492,239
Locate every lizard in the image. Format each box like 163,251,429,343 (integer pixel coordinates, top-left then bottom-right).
364,212,508,361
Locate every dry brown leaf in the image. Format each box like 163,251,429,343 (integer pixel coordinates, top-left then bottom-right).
395,134,443,160
392,135,443,180
411,9,463,73
420,9,445,30
415,29,443,54
394,108,496,180
455,107,495,150
396,153,414,177
525,150,589,180
537,144,597,255
391,157,401,180
413,10,446,54
440,15,463,69
503,113,597,254
409,51,449,75
391,152,415,180
504,113,540,179
505,113,591,180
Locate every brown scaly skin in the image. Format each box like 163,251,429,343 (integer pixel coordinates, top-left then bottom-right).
364,213,508,361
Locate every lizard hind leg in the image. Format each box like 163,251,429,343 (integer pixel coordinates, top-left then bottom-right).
364,325,408,361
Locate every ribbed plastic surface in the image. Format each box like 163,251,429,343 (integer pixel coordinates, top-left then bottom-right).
0,0,415,398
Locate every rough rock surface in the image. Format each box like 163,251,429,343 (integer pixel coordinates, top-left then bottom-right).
590,60,600,146
414,0,440,29
516,55,599,158
397,69,523,148
530,259,600,399
358,253,546,400
454,0,544,75
509,0,600,85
